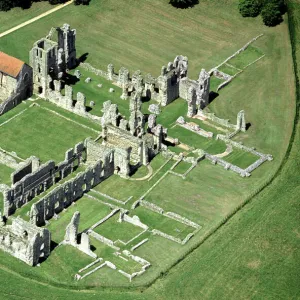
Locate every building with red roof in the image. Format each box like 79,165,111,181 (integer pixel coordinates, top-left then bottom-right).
0,52,33,115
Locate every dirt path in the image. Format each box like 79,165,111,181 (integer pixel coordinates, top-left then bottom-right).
0,0,74,39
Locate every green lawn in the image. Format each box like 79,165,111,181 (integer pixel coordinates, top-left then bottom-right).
0,163,13,185
133,206,195,240
0,104,97,162
92,154,173,203
218,64,239,76
223,149,259,169
37,99,102,132
0,1,56,33
93,214,144,243
68,67,128,118
168,125,227,154
210,76,224,92
229,45,265,69
46,196,112,244
172,161,192,174
143,160,252,224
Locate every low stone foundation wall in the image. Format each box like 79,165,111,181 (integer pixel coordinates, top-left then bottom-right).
205,153,251,177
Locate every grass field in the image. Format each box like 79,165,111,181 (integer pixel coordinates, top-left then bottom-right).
168,125,227,154
68,67,129,118
0,0,297,297
223,149,259,169
133,206,195,240
47,196,112,243
0,1,56,33
0,164,13,185
229,45,265,69
0,103,97,162
93,214,144,243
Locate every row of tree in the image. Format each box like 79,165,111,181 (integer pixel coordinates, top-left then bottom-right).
0,0,90,12
239,0,286,26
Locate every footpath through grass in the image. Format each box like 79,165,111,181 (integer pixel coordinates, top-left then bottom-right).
0,1,56,33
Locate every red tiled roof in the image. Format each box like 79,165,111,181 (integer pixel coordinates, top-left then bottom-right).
0,51,25,78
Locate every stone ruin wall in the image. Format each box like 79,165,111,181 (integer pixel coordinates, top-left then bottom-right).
103,125,145,164
3,142,86,217
29,138,133,226
44,80,100,122
30,153,114,227
205,153,250,177
0,217,50,266
80,55,210,109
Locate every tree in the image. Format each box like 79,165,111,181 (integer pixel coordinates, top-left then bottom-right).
238,0,263,17
74,0,90,5
169,0,199,9
264,0,286,14
48,0,67,4
261,2,283,26
0,0,13,11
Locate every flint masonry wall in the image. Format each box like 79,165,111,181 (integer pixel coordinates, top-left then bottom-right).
3,142,86,217
30,157,114,226
0,217,50,266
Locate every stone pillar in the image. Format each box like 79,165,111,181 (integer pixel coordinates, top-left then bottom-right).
107,64,115,81
236,110,246,132
75,92,86,114
148,114,157,131
80,232,90,252
187,86,197,117
64,211,80,246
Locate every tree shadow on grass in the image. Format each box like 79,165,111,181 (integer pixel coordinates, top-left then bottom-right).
169,0,199,9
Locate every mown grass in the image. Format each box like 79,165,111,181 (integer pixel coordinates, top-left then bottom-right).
229,45,265,69
210,76,224,92
133,206,195,240
46,196,112,244
0,104,97,162
0,163,13,185
168,125,227,154
92,154,173,202
69,67,128,118
218,64,239,76
223,149,259,169
93,214,144,243
0,1,56,33
172,161,192,174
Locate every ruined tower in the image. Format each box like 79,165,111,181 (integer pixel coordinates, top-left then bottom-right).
30,24,77,97
157,56,188,106
197,68,210,109
57,24,77,70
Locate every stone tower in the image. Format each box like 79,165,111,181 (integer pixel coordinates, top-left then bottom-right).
29,38,62,96
197,69,210,109
157,56,188,107
29,24,77,97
